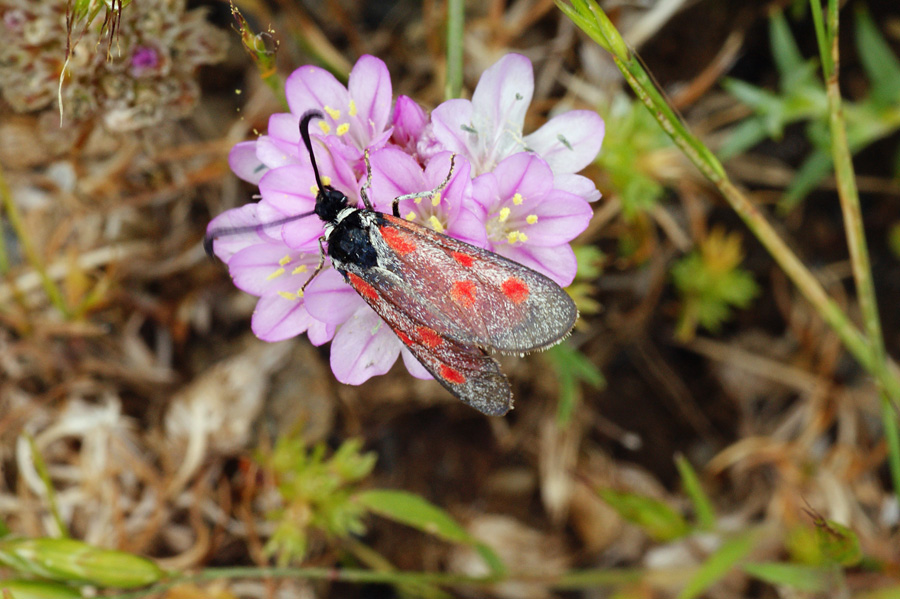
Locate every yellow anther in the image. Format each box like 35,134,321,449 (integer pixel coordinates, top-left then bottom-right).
324,105,341,120
297,288,304,298
266,267,285,281
428,215,445,233
507,231,520,244
512,192,524,205
336,123,350,136
526,214,538,225
292,264,308,275
322,175,332,186
405,211,416,221
279,255,291,266
517,232,528,242
414,197,422,204
498,207,511,222
310,184,319,195
431,192,441,207
318,121,331,135
348,100,358,116
277,290,297,300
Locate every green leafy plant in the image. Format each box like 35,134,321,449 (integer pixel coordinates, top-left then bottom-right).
721,8,900,211
671,227,759,340
263,437,377,565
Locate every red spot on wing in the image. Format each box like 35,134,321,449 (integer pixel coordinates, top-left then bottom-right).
348,273,378,302
439,364,466,384
417,326,443,348
501,277,530,304
450,280,476,307
451,251,474,267
381,227,417,255
395,330,414,346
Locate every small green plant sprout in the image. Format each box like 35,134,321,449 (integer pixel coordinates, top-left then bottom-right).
671,227,759,341
263,436,377,566
597,95,679,221
720,8,900,211
262,435,505,577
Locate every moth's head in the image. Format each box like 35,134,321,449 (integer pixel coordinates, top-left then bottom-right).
314,185,350,223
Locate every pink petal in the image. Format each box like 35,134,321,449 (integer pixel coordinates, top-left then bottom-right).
284,64,350,118
207,202,284,262
228,244,314,296
330,307,401,384
430,98,475,157
391,95,427,148
252,293,311,341
258,165,318,215
497,243,577,287
525,110,604,174
367,147,426,212
304,268,365,325
229,141,267,184
470,53,533,138
555,173,602,203
401,347,433,380
267,112,302,145
307,318,337,346
348,55,392,137
492,153,553,201
522,191,593,247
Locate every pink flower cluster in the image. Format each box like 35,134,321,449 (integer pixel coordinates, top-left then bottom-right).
208,54,604,385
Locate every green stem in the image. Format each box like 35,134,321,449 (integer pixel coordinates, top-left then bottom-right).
26,435,68,538
111,565,645,598
814,0,900,496
0,162,70,316
445,0,464,99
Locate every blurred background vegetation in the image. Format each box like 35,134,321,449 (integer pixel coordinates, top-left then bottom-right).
1,0,899,597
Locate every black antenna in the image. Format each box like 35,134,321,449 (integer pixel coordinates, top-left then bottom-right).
299,110,326,191
204,109,329,261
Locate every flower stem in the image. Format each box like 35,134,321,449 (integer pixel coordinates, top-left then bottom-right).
811,0,900,496
0,162,70,317
445,0,464,99
111,565,645,598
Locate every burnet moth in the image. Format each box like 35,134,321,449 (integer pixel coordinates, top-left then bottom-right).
205,110,578,416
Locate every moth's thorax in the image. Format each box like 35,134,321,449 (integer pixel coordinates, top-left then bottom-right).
325,208,380,270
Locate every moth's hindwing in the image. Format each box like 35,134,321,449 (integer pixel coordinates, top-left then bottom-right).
371,214,578,353
344,270,513,416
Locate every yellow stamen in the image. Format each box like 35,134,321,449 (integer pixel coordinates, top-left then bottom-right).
526,214,538,225
318,121,331,135
279,255,291,266
322,175,332,186
277,290,297,300
507,231,520,244
512,192,524,205
310,184,319,195
517,232,528,242
292,264,308,275
498,207,511,223
428,215,445,233
405,211,416,221
324,105,340,120
414,197,422,204
431,192,441,207
297,288,304,298
348,100,358,116
336,123,350,136
266,267,285,281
